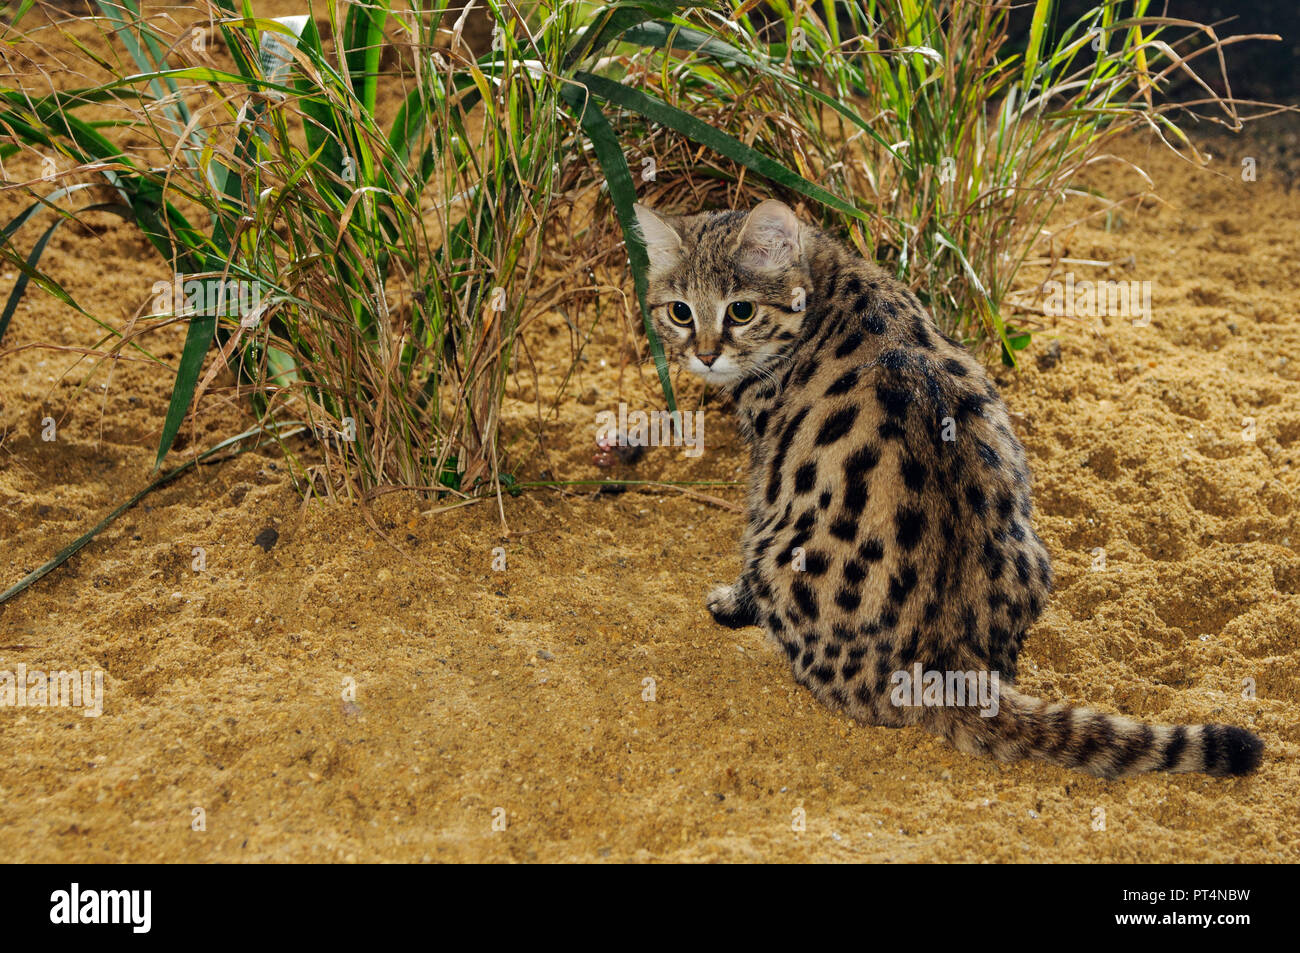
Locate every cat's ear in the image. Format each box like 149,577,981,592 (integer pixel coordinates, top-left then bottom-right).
632,203,684,266
734,199,802,272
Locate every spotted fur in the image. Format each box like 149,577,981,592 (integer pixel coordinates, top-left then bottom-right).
633,199,1263,779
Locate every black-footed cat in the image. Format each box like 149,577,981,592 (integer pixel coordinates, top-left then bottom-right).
632,198,1263,778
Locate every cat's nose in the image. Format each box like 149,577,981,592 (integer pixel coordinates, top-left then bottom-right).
697,351,720,367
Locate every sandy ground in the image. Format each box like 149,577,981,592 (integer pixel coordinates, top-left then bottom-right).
2,13,1298,861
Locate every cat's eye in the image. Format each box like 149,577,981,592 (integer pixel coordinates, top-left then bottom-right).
726,301,756,324
668,301,693,326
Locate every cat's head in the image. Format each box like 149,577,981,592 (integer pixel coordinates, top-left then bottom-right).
632,199,812,387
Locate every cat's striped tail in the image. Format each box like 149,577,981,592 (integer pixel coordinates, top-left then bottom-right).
943,685,1264,778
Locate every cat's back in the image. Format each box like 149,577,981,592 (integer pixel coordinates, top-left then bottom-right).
750,256,1052,683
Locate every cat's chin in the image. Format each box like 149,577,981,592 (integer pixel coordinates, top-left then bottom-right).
685,354,744,384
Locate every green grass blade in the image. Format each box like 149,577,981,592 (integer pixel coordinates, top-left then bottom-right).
561,81,676,415
574,71,868,223
153,311,217,470
620,21,909,168
0,202,131,344
561,2,691,71
343,0,386,115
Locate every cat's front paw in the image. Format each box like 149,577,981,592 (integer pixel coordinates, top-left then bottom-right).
707,583,759,629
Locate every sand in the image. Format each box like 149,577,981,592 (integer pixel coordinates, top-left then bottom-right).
2,14,1298,861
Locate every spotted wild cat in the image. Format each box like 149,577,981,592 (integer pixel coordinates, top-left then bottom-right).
632,198,1263,778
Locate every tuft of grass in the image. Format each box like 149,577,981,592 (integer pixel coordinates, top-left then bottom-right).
1,0,861,496
0,0,1283,510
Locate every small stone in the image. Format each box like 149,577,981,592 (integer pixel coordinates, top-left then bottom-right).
1037,339,1062,370
254,527,279,552
536,649,555,660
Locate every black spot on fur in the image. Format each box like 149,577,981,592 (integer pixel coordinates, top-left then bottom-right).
842,444,878,514
900,457,927,493
825,368,860,396
753,410,769,437
911,314,934,349
834,332,863,359
956,392,987,420
1015,552,1031,584
895,507,926,551
1037,555,1053,589
858,538,885,562
982,538,1005,580
793,461,817,494
843,560,867,585
844,444,880,479
888,565,918,605
834,588,862,612
943,358,968,377
879,349,909,370
766,407,809,504
965,484,987,515
792,580,820,621
818,490,832,510
829,517,858,542
876,385,912,420
803,550,830,575
816,407,859,445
